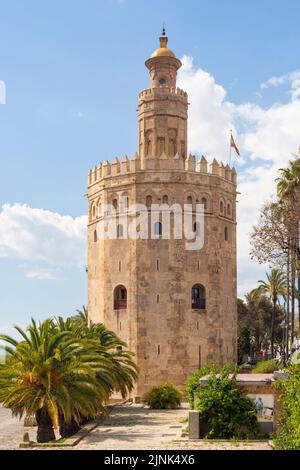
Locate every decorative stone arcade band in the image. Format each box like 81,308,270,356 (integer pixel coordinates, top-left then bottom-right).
91,202,205,251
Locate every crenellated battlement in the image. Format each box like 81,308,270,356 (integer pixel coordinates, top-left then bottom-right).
88,153,237,187
139,86,188,101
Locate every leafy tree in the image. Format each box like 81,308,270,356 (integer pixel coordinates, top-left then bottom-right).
237,298,252,361
238,291,284,360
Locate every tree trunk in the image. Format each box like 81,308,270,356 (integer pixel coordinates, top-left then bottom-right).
35,408,56,443
286,248,291,360
58,414,80,438
271,299,276,358
291,240,296,344
298,275,300,331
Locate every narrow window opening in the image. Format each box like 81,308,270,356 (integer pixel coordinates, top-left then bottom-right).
117,224,124,239
154,221,162,237
191,284,206,310
114,285,127,310
201,197,207,210
198,346,202,369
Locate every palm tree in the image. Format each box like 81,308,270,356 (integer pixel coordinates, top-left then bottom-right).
74,306,89,326
276,154,300,336
277,157,300,200
0,319,109,443
257,269,287,357
54,317,138,399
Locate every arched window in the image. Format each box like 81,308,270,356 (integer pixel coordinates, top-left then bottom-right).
114,285,127,310
163,195,169,204
112,199,118,210
146,195,152,209
187,195,193,205
97,202,102,217
225,226,229,241
227,203,231,217
154,221,162,237
220,200,224,214
191,284,206,310
201,197,207,210
117,224,124,239
93,229,97,243
92,205,96,218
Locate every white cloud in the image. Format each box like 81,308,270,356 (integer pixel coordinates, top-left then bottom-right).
178,58,300,296
25,269,56,280
261,69,300,87
0,204,87,269
261,70,300,102
177,56,235,160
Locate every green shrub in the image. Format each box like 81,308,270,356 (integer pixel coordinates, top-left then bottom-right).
195,367,259,439
274,365,300,450
251,359,280,374
144,384,182,409
186,364,236,409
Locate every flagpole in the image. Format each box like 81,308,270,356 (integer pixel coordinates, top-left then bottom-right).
229,130,232,167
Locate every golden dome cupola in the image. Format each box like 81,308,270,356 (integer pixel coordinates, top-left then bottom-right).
145,29,182,89
151,28,176,58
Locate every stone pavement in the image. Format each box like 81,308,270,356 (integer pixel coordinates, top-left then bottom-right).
0,404,273,450
77,404,272,451
0,406,27,450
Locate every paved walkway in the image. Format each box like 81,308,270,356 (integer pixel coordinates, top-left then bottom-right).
0,406,26,450
77,404,272,451
0,404,273,450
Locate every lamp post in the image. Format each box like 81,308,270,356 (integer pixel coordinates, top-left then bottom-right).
280,319,288,366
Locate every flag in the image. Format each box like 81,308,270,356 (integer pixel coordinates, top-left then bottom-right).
230,134,240,157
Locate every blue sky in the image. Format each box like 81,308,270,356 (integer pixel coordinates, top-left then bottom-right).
0,0,300,331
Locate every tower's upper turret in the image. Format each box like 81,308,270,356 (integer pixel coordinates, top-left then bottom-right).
138,31,188,165
150,28,176,58
145,29,182,89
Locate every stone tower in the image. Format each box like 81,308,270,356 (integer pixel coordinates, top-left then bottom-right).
87,31,237,396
